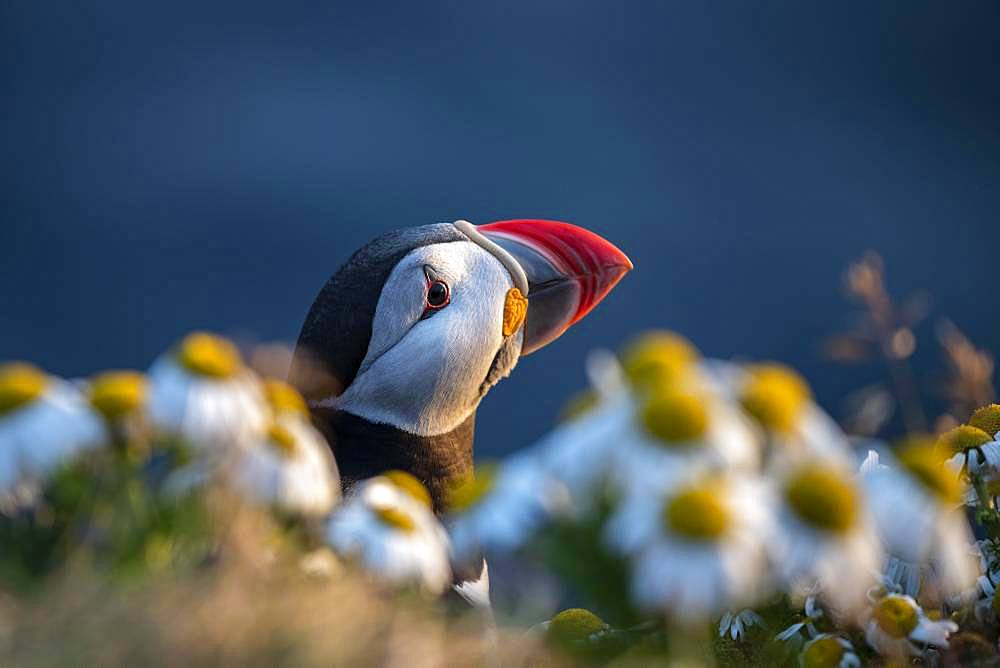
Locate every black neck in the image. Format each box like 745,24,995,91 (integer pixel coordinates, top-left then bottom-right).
315,408,475,514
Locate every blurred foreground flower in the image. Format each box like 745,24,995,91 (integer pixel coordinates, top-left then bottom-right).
0,362,104,499
327,473,451,594
798,634,859,668
148,332,268,451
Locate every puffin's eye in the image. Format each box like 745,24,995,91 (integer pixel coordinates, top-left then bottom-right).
426,280,450,309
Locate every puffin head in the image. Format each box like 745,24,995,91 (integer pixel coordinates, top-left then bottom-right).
292,219,631,438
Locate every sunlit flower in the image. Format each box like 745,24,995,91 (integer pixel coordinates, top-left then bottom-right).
326,474,451,594
737,364,854,469
718,608,764,642
620,330,702,393
262,378,309,418
148,332,268,451
447,455,570,562
605,474,773,617
969,404,1000,439
863,441,976,596
939,425,1000,504
864,594,957,657
772,464,882,616
0,362,105,496
798,634,860,668
230,418,339,516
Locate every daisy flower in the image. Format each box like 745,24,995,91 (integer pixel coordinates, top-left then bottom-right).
969,403,1000,439
447,455,570,562
775,594,825,647
771,463,882,616
0,362,105,496
862,441,976,596
326,473,451,594
537,608,615,660
938,425,1000,504
230,418,339,516
798,634,860,668
147,332,268,452
87,370,150,449
737,364,854,469
605,474,773,617
864,594,957,658
718,608,764,642
619,330,703,393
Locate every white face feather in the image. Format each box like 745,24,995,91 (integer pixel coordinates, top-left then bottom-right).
333,240,523,436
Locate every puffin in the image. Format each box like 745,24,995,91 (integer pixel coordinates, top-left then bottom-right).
291,219,631,513
290,219,630,607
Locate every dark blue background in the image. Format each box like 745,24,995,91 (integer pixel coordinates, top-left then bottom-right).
3,2,999,457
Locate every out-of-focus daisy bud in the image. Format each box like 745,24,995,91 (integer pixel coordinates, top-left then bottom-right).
798,633,860,668
864,594,957,658
0,362,105,497
326,475,451,594
969,404,1000,439
621,331,700,393
148,332,268,452
87,370,150,455
772,464,882,617
262,378,309,418
230,418,339,517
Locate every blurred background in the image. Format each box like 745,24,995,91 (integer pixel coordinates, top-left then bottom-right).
3,1,999,457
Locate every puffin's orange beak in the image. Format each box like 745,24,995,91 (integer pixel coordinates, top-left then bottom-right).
478,219,632,355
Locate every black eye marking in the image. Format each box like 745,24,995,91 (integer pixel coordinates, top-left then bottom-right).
421,266,450,319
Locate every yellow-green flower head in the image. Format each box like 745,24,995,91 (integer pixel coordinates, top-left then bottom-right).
970,404,1000,439
663,483,730,541
784,466,859,534
0,362,48,417
381,469,433,509
621,330,699,392
896,441,961,505
936,425,993,456
266,422,298,457
446,464,497,513
872,595,919,638
372,502,417,533
739,363,811,433
176,332,243,379
547,608,607,645
263,378,308,416
89,370,147,419
559,389,599,423
801,636,846,668
640,389,709,445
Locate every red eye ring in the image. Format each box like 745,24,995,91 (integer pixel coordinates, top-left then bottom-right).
425,279,450,309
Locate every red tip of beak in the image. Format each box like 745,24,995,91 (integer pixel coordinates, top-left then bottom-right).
478,219,633,326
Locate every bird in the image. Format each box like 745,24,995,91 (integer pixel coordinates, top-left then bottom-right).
289,219,630,606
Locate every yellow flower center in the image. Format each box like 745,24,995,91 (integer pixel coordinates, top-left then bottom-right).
664,485,730,540
559,389,599,422
739,364,811,432
263,379,308,416
548,608,606,645
0,362,47,417
641,391,709,445
970,404,1000,439
784,466,858,533
382,470,433,508
897,443,961,505
89,370,147,419
267,423,298,457
801,637,846,668
373,504,416,532
446,465,497,513
176,332,242,378
873,596,919,638
622,331,699,392
936,425,993,455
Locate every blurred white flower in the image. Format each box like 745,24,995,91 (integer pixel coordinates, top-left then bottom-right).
718,608,764,642
736,363,854,469
606,474,774,617
0,363,105,496
798,634,860,668
863,441,976,596
775,595,824,647
864,594,957,658
327,474,451,594
148,332,268,451
771,463,882,616
230,417,339,516
447,454,570,562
